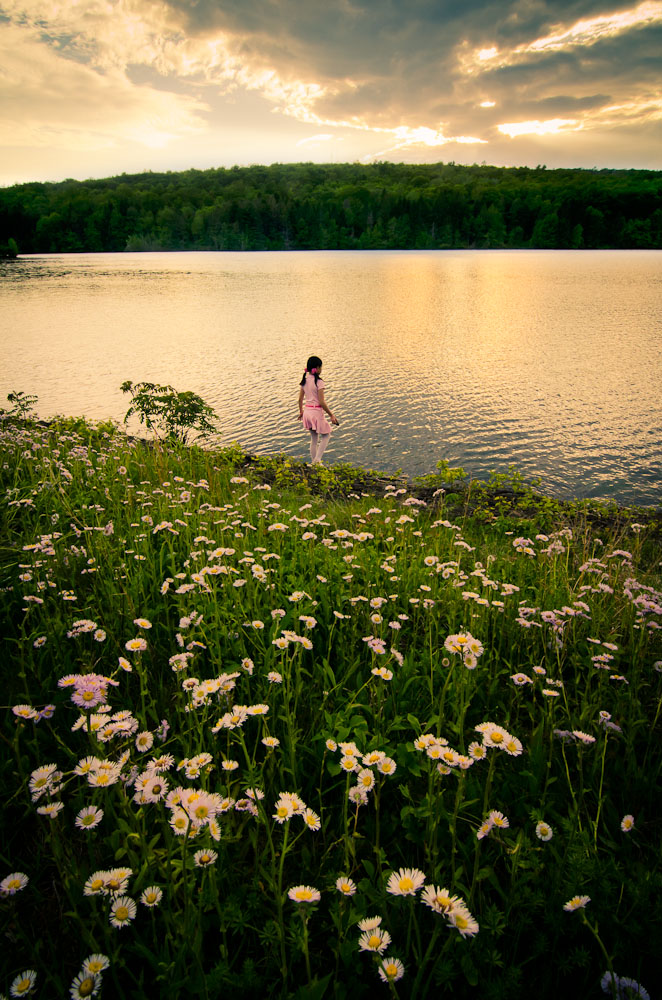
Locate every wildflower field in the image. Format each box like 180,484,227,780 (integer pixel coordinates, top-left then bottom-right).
1,414,660,999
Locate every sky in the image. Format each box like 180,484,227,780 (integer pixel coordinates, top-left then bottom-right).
1,0,661,187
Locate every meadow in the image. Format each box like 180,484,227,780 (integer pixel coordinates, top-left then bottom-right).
0,412,660,999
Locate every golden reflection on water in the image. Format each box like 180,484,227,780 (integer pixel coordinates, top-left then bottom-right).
0,250,660,503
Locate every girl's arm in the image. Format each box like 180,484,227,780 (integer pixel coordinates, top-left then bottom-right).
318,388,339,425
297,386,304,419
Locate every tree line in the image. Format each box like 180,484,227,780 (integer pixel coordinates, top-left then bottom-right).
1,161,660,253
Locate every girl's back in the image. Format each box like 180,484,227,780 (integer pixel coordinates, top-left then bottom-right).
302,372,324,407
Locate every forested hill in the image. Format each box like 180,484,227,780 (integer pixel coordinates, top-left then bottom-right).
1,161,661,253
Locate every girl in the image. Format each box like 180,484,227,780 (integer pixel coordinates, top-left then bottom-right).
298,355,339,465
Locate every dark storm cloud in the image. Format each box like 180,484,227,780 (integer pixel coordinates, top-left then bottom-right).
150,0,661,142
157,0,651,70
157,0,511,77
472,23,662,118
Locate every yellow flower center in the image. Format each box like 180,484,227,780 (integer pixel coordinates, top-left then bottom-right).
79,976,96,997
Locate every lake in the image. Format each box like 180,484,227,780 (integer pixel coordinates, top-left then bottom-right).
1,250,660,506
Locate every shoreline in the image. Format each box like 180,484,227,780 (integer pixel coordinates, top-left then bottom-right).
11,413,661,529
234,446,662,532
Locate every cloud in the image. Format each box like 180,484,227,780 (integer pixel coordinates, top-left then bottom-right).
148,0,662,161
296,133,334,146
460,0,662,70
0,0,660,179
498,119,580,138
0,12,209,153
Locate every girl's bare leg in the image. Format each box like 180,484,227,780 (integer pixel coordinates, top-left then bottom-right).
309,431,319,463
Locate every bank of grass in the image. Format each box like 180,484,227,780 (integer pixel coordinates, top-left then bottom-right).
1,414,660,1000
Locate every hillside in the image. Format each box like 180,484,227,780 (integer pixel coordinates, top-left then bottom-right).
1,161,661,253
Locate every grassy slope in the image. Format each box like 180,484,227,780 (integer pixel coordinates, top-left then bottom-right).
1,416,660,999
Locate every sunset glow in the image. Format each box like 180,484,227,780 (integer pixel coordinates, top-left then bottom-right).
498,119,580,138
0,0,659,185
527,1,662,54
463,1,662,71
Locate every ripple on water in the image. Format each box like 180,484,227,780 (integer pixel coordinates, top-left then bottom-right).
1,250,661,505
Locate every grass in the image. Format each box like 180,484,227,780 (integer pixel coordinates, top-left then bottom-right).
1,413,660,999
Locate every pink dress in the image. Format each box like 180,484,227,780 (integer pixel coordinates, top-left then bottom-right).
301,373,332,434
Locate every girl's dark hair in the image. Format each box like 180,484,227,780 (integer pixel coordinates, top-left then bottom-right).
300,355,323,386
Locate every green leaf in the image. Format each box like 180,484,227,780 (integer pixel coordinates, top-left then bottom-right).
460,951,479,986
294,973,333,1000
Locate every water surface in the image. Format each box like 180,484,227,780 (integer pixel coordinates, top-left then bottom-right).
1,250,660,505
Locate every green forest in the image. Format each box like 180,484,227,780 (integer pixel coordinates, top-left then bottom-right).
1,161,661,254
